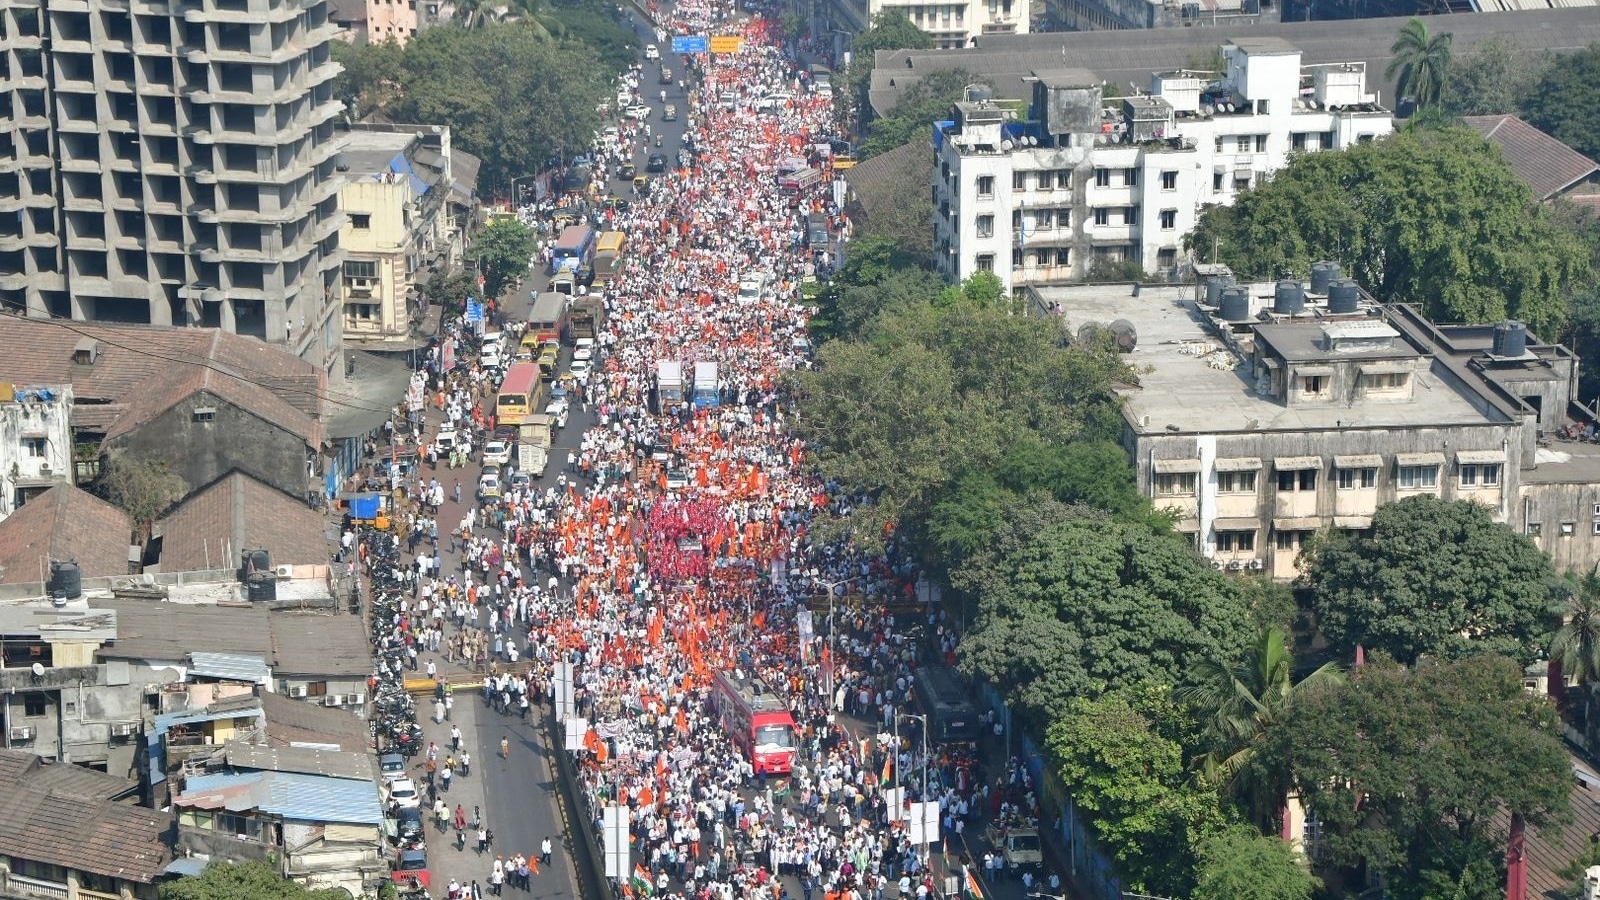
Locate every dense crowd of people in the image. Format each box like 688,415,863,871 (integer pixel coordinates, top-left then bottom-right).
358,5,1052,900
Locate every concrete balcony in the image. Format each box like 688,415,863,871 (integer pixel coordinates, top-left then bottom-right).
5,872,69,900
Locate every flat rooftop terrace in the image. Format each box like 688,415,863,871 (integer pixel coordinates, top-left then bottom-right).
1034,284,1507,436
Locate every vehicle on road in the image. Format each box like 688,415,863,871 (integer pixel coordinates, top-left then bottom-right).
646,153,667,173
387,778,421,809
380,753,406,783
719,91,737,109
660,67,673,84
662,104,678,122
509,470,532,491
709,672,798,775
618,162,637,180
482,441,511,466
984,823,1043,869
478,466,503,499
392,848,431,896
569,358,592,379
624,104,652,119
394,806,425,846
644,43,659,59
434,429,458,455
494,362,547,427
615,89,631,106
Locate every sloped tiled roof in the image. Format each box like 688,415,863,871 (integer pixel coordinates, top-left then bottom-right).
0,318,325,441
259,691,371,752
0,750,168,882
0,485,131,584
843,141,932,224
1463,114,1600,201
155,471,330,572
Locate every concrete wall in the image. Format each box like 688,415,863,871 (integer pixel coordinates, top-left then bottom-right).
1519,482,1600,574
107,390,310,503
0,389,75,520
0,663,144,774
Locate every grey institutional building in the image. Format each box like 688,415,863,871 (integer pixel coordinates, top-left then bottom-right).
0,0,347,376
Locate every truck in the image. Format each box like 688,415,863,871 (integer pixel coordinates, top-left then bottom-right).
517,415,553,477
693,361,719,409
655,360,685,412
984,823,1042,869
570,296,605,342
517,443,548,477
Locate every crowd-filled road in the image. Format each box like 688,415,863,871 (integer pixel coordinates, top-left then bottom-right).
362,4,1070,900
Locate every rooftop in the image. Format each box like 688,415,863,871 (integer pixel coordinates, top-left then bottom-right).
868,8,1600,116
0,605,118,642
0,753,169,883
259,690,370,752
153,471,331,573
1033,283,1506,436
1463,114,1600,201
0,486,132,585
223,742,379,782
0,318,325,443
1228,35,1301,54
841,141,931,225
175,769,383,826
98,601,367,677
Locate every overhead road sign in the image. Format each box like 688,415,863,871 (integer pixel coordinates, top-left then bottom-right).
710,35,745,53
672,35,708,53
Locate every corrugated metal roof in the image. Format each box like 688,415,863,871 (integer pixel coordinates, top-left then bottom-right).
224,743,379,782
153,703,263,732
179,771,383,825
188,651,270,684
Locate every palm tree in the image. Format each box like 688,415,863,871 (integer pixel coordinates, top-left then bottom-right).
1179,626,1343,832
1552,573,1600,700
1385,18,1454,108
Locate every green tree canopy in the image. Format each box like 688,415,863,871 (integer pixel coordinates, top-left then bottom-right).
1193,825,1320,900
1264,655,1570,898
1304,496,1560,667
1440,36,1549,117
955,502,1255,723
1521,42,1600,162
859,69,970,159
1186,126,1592,335
839,12,932,130
1046,686,1218,897
160,862,351,900
474,217,537,303
793,283,1129,549
96,453,188,545
333,23,612,191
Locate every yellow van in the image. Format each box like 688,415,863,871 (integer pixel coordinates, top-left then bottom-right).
538,346,560,378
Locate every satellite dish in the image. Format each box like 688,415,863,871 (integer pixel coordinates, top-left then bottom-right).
1000,140,1014,151
31,663,44,677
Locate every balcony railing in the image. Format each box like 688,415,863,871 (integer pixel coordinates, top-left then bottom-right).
6,873,70,900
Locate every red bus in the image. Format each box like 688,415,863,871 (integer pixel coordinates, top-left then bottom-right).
710,672,798,775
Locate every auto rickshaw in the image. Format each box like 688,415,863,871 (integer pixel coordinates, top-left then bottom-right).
618,162,637,180
632,175,650,192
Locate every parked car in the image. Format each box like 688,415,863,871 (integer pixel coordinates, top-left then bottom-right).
482,441,511,467
388,778,421,809
478,467,503,499
395,806,425,846
662,104,678,122
624,104,652,120
569,358,592,379
380,753,406,782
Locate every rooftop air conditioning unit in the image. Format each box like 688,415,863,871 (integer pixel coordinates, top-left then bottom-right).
288,685,307,698
38,464,51,476
325,695,345,707
274,565,293,579
1248,559,1265,570
10,727,33,742
1228,560,1245,571
344,694,363,706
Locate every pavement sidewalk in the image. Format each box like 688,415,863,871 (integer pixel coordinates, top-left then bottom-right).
411,692,496,898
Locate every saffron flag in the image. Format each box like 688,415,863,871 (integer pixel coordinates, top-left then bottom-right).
881,754,892,785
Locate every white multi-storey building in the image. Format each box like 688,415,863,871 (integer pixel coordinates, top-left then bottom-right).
932,37,1394,290
0,384,74,521
817,0,1027,52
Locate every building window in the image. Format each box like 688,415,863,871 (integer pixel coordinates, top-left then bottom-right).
343,259,378,279
975,176,994,198
1158,248,1177,269
350,213,371,229
1359,372,1408,391
1255,134,1268,152
23,692,47,717
1236,136,1252,153
1300,375,1327,394
1398,465,1438,490
1054,247,1071,266
1527,522,1542,537
1160,170,1177,191
1012,171,1028,191
1562,521,1577,536
1056,170,1072,189
1094,168,1110,187
1056,208,1072,227
1155,472,1198,495
1034,209,1053,228
1460,464,1500,487
1123,207,1138,225
1037,172,1053,191
1122,168,1137,186
1277,469,1317,491
1217,471,1257,493
191,408,216,424
22,437,47,458
1337,467,1377,490
1093,208,1109,226
974,253,995,272
976,215,994,238
1275,530,1306,551
1217,530,1256,552
1291,132,1307,151
1213,171,1225,192
1159,209,1177,230
347,303,380,321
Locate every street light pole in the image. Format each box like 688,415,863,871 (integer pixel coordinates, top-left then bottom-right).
898,712,929,863
816,576,857,700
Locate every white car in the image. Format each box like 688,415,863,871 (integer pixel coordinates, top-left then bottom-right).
624,105,652,120
482,441,511,466
719,91,737,109
644,43,660,60
434,429,458,454
756,92,792,111
545,398,570,417
509,470,532,491
568,359,592,379
573,345,594,363
615,89,632,107
388,778,421,809
481,347,504,371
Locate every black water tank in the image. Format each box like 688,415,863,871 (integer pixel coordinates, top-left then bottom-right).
245,572,277,602
1109,319,1138,353
1273,280,1305,315
1327,279,1360,313
244,549,270,575
1310,262,1337,295
49,560,81,601
1220,287,1251,322
1493,320,1528,358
